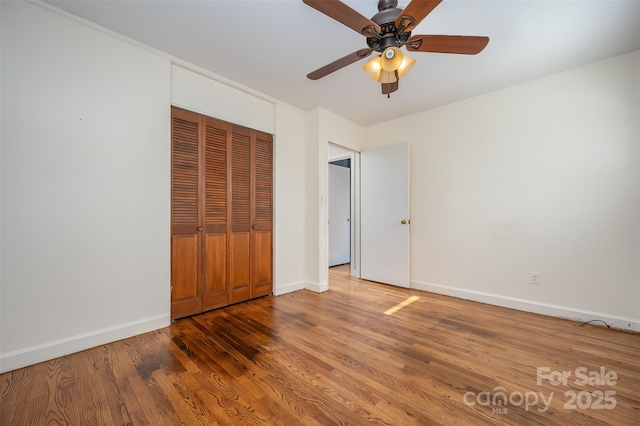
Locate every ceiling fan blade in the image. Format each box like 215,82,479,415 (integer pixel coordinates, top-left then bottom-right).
303,0,381,35
395,0,443,33
307,49,373,80
407,35,489,54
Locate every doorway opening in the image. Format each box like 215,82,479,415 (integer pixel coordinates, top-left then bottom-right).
329,157,350,267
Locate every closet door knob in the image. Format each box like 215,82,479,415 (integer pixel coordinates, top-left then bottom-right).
197,227,203,231
252,225,258,230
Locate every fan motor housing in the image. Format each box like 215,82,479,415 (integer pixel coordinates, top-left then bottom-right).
367,0,410,51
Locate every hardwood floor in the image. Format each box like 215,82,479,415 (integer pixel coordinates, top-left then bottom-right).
2,264,639,425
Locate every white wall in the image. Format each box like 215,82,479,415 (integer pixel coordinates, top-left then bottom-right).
274,103,307,295
304,110,321,289
0,1,171,372
0,1,307,372
364,51,640,330
171,66,274,134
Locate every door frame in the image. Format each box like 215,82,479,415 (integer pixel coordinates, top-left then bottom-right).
327,143,361,279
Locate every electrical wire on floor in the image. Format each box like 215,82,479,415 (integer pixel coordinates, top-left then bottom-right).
579,319,612,328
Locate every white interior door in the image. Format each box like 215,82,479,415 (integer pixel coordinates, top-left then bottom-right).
329,163,351,266
361,142,410,287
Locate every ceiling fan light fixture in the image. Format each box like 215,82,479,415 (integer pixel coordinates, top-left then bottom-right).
362,55,382,81
397,54,416,79
380,47,403,71
303,0,491,97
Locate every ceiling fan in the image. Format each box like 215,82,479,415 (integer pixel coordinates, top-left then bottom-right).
303,0,489,96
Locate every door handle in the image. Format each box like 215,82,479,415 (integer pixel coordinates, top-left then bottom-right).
252,225,258,230
401,220,407,225
197,226,203,231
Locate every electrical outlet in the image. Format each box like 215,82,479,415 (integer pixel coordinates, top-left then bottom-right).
531,272,540,285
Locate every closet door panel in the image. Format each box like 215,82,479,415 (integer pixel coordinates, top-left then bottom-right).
252,131,273,297
171,234,200,316
253,230,272,297
229,233,250,303
254,132,273,227
229,127,252,304
203,233,227,308
171,109,202,319
231,128,251,233
202,118,229,310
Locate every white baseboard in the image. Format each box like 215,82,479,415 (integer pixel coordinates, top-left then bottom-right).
273,281,329,295
305,281,328,293
411,280,640,332
273,281,306,296
0,314,170,373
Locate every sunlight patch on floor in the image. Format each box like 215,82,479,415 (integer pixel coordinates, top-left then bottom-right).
384,295,420,315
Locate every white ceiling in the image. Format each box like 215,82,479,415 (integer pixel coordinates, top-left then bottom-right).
44,0,640,126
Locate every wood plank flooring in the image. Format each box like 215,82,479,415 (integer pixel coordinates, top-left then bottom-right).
2,264,639,425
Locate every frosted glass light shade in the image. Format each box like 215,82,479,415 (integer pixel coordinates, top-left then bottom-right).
362,56,382,81
377,70,397,84
380,47,403,71
397,55,416,79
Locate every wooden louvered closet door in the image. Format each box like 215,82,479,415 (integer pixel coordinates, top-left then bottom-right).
171,109,201,319
202,116,229,311
252,131,273,298
171,107,273,319
229,126,252,304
